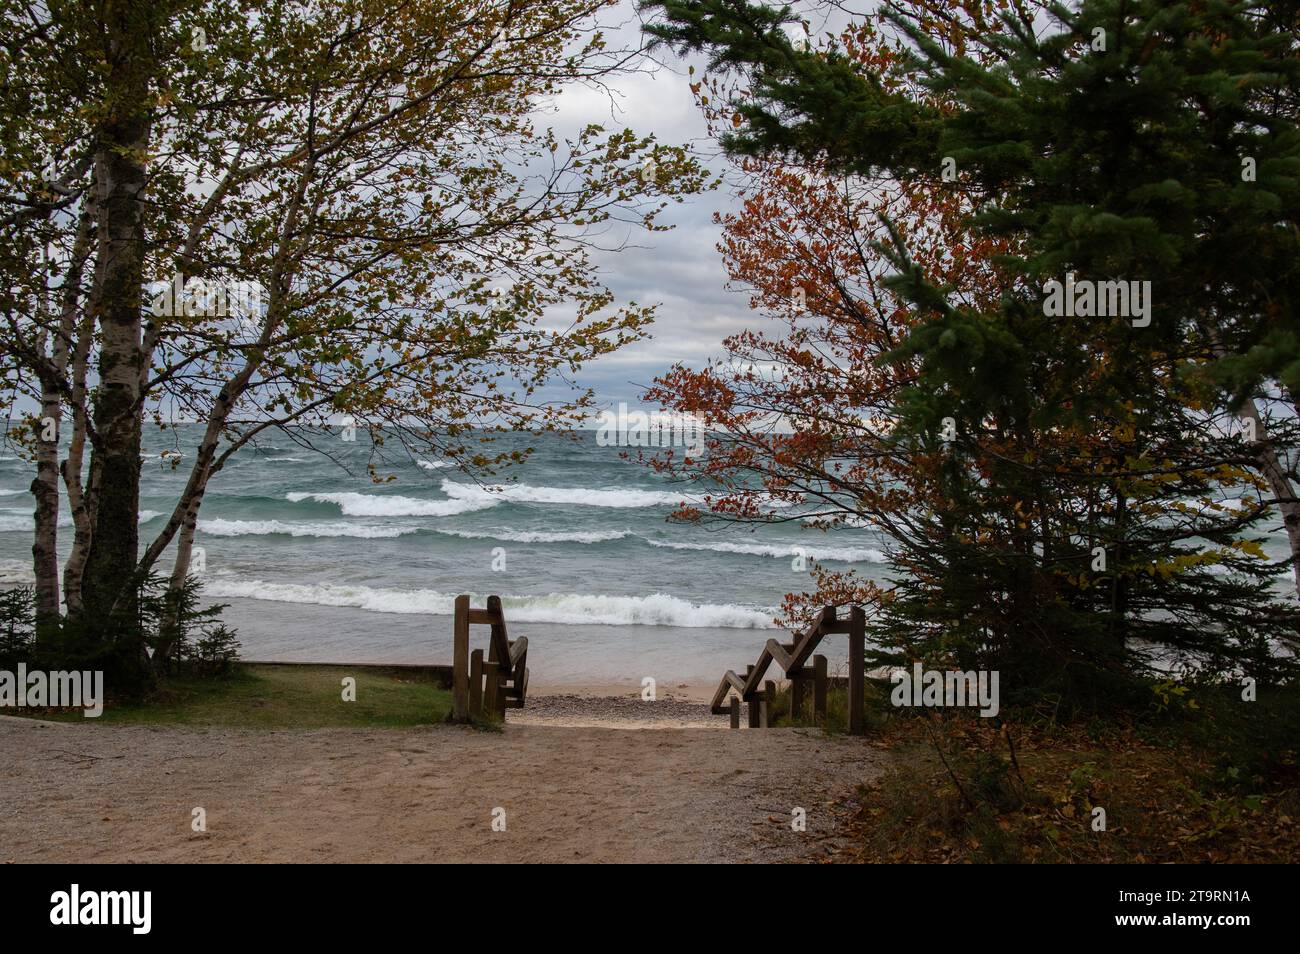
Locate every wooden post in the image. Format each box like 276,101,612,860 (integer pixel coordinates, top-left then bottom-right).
745,665,761,727
483,660,502,720
813,654,828,721
729,696,740,729
452,594,470,722
762,679,775,728
848,606,865,735
469,649,484,718
790,676,806,723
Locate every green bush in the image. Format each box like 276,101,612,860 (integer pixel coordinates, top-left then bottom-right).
0,587,35,669
1,576,238,683
154,575,241,678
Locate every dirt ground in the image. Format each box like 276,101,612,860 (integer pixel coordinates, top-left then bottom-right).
0,698,886,863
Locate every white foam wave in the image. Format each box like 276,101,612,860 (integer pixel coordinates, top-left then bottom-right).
645,538,885,563
1,509,158,531
440,479,703,509
286,491,495,518
199,518,420,539
200,578,778,628
429,527,632,544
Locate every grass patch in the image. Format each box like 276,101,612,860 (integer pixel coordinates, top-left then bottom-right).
833,682,1300,863
4,663,453,729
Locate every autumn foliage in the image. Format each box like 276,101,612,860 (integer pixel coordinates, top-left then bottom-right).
644,3,1300,710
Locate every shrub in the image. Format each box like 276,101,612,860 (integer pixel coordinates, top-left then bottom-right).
0,587,35,669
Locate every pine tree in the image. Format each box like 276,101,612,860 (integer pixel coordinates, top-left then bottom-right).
0,587,35,669
644,0,1300,704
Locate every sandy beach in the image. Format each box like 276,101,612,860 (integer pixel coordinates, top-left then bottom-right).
0,696,885,864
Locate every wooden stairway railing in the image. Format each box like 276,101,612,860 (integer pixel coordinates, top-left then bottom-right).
710,604,866,735
451,594,529,722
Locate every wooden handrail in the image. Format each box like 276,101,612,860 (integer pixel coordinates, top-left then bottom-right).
451,595,530,723
766,638,794,671
486,594,511,666
709,604,867,735
509,635,528,667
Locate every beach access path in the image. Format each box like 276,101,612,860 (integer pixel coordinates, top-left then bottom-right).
0,696,887,863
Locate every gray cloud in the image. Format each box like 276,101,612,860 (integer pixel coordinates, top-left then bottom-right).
542,1,760,412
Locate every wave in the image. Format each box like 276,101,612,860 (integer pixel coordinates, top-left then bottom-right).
0,488,24,496
0,559,32,584
439,479,704,509
146,513,874,560
285,491,495,518
417,460,451,470
428,527,633,544
427,524,881,559
264,456,307,463
199,518,420,539
645,538,886,563
1,509,159,531
200,577,779,628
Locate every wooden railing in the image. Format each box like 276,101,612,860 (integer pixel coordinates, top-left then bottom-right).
710,604,866,735
450,594,530,722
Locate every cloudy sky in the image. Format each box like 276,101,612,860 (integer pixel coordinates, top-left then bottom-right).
543,1,757,413
1,2,779,425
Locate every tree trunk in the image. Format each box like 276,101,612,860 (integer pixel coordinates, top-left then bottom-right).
60,304,96,615
155,490,204,665
144,386,256,659
31,365,62,629
31,204,95,631
1110,481,1127,646
76,4,155,682
1238,396,1300,600
1203,325,1300,600
81,123,149,622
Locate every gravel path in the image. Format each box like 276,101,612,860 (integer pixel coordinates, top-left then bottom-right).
0,701,885,863
511,693,720,728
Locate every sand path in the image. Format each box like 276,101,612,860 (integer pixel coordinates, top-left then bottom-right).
0,699,885,863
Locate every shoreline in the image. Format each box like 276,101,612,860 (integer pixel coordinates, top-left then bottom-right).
216,595,842,694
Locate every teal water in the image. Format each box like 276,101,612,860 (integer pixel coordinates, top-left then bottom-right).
0,426,888,690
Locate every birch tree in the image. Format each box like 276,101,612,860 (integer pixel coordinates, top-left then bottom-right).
1,0,706,683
